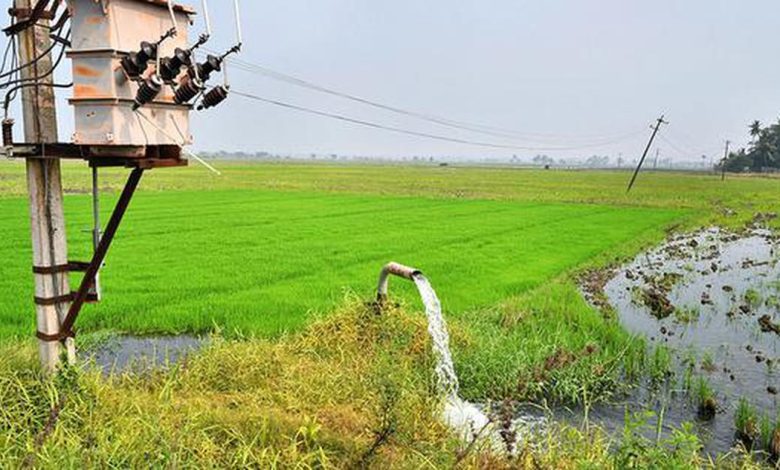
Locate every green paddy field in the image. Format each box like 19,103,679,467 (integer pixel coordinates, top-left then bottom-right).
1,161,776,341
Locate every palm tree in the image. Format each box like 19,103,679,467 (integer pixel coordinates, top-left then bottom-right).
749,120,762,142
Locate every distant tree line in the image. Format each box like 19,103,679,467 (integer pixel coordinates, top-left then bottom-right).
721,119,780,173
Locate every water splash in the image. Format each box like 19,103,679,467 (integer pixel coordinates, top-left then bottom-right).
412,273,540,446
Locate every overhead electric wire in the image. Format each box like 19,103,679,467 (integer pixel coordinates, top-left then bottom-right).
657,134,707,158
3,38,19,106
1,28,70,90
201,49,644,146
3,29,71,116
1,15,70,116
664,128,722,157
0,24,65,80
0,39,15,76
4,81,72,115
232,89,642,152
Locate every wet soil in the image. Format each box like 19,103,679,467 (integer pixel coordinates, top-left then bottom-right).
583,227,780,455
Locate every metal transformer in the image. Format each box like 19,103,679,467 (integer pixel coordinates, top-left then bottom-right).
67,0,194,155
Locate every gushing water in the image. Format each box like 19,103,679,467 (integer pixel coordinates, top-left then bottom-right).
412,273,540,446
413,274,460,399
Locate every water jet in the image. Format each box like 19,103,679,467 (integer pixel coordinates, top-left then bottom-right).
375,262,540,448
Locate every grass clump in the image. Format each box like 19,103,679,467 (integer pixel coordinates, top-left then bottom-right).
674,306,701,324
745,289,763,309
648,345,672,384
0,299,455,468
0,299,770,469
694,378,717,421
736,398,761,450
454,279,646,405
700,352,717,373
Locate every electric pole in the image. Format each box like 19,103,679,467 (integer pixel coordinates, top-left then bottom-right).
653,148,660,170
627,115,667,193
16,0,75,370
721,140,730,181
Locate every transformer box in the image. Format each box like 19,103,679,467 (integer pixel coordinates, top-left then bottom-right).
67,0,194,155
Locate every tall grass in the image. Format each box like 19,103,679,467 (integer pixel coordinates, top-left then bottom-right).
0,301,766,468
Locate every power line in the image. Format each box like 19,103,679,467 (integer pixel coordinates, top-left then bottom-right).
0,21,67,81
663,129,722,157
231,89,642,152
204,50,644,145
657,134,691,157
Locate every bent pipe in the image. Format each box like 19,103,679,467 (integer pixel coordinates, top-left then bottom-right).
377,262,422,302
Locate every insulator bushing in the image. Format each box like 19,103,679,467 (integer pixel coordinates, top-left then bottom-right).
133,74,163,110
120,41,158,79
174,76,204,104
197,86,229,111
159,48,192,83
2,118,14,147
120,53,143,79
187,54,221,82
137,41,157,63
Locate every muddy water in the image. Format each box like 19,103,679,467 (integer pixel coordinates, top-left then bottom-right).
87,335,205,374
600,227,780,453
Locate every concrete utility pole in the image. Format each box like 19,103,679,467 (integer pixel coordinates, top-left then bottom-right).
721,140,730,181
16,0,75,370
653,148,660,170
627,115,668,193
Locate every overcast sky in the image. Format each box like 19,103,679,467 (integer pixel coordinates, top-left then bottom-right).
58,1,780,160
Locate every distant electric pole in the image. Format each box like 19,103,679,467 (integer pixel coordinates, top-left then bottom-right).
653,148,660,170
721,140,730,181
627,115,668,193
15,0,76,369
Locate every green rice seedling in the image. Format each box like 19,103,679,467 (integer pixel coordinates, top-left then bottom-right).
674,306,700,324
4,161,779,344
745,289,762,309
700,352,717,373
759,414,774,451
682,365,695,393
735,398,760,450
0,181,685,342
621,338,647,382
770,421,780,461
649,346,672,384
656,272,684,293
694,378,717,421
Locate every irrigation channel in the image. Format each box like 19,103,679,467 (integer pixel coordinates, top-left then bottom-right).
580,227,780,456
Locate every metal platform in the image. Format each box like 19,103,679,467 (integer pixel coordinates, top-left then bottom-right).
5,143,188,169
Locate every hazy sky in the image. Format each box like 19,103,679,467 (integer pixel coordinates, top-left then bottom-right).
60,1,780,160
